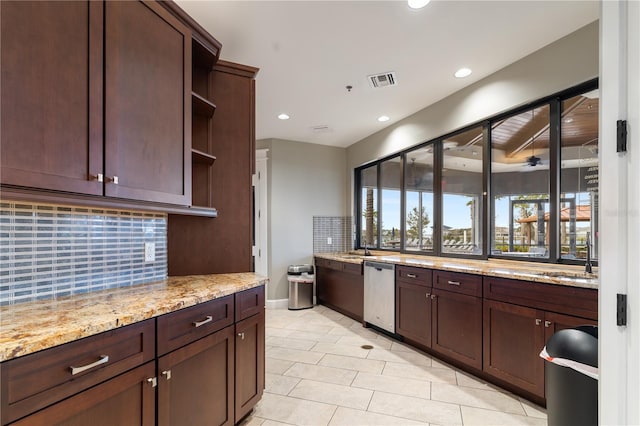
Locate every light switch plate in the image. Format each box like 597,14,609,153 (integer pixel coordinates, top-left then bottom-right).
327,237,332,245
144,242,156,262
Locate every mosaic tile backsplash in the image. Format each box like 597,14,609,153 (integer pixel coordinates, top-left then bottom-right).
313,216,353,253
0,201,167,305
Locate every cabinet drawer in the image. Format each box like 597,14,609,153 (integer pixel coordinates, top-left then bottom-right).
1,319,154,425
483,276,597,320
433,270,482,297
157,295,234,356
396,266,432,287
342,262,363,275
235,285,265,322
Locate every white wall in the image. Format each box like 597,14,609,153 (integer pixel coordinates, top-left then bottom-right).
599,1,640,424
256,138,347,301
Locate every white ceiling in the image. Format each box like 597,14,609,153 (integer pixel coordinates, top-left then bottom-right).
176,1,599,148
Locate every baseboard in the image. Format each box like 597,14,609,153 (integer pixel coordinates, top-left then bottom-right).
266,298,289,309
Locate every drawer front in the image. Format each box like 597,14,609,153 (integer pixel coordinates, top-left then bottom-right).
433,270,482,297
1,319,154,425
396,265,432,287
342,262,363,275
315,258,330,269
235,285,265,322
157,295,234,356
483,276,598,320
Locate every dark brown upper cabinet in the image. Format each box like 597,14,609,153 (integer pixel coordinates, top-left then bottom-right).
1,1,192,206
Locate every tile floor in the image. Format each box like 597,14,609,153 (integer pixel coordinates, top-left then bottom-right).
241,305,547,426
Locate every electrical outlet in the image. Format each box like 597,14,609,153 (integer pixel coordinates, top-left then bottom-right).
144,242,156,262
327,237,332,245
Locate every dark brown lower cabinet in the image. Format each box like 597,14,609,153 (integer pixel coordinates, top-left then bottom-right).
395,281,432,347
158,326,235,426
432,288,483,370
483,299,546,397
315,259,363,321
12,362,155,426
235,311,265,423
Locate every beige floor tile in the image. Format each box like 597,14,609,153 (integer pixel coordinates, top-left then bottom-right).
286,322,335,334
329,407,429,426
288,379,373,410
286,330,342,344
266,372,301,395
454,371,507,393
368,391,462,425
253,393,336,426
261,420,296,426
366,347,432,366
382,361,457,384
266,357,296,375
237,414,265,426
283,362,357,386
318,354,385,374
267,347,324,365
431,383,525,414
351,372,431,399
460,406,547,425
519,398,547,419
267,336,317,351
335,335,393,350
266,327,294,338
310,342,372,358
390,341,416,352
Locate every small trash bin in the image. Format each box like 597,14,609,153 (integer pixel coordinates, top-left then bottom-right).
287,264,314,310
540,325,598,426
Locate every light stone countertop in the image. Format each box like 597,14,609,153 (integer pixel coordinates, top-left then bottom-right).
315,251,598,290
0,273,268,362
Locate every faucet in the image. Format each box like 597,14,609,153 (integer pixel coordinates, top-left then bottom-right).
363,243,371,256
585,232,593,273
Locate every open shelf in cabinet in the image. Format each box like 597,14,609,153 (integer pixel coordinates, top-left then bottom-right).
192,149,216,165
192,92,216,117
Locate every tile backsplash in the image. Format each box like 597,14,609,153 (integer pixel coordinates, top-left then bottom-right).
313,216,353,253
0,201,167,305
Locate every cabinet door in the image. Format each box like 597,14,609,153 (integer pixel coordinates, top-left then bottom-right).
543,311,597,342
104,1,191,205
316,266,364,322
432,289,482,370
483,299,545,398
158,326,235,426
0,1,103,195
11,362,155,426
235,311,265,423
395,281,432,348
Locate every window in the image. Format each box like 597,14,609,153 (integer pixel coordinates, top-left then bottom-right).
380,157,402,249
354,80,597,264
560,91,599,261
404,146,434,252
441,126,484,255
491,105,550,258
360,165,378,248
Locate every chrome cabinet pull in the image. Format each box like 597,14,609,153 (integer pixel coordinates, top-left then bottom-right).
238,332,245,340
89,173,104,182
407,273,417,278
544,321,552,328
425,292,431,298
106,176,118,184
192,315,213,327
70,354,109,375
535,319,542,326
162,370,172,380
430,294,436,300
147,377,157,387
447,280,461,286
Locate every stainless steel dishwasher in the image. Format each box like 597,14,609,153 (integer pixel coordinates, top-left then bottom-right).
363,261,396,333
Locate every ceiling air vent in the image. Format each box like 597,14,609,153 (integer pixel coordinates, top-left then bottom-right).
368,71,397,89
311,125,332,134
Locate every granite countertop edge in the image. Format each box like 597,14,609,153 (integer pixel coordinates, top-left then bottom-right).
314,252,598,290
0,273,268,362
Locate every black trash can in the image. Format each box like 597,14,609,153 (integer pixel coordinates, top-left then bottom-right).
541,325,598,426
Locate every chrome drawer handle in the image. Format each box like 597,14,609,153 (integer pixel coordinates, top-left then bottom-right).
192,316,213,328
425,292,431,298
544,321,552,328
105,176,118,184
238,332,245,340
407,273,417,278
70,354,109,375
89,173,104,182
447,280,461,286
162,370,172,380
535,319,542,326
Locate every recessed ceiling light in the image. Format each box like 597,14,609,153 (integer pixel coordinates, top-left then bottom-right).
408,0,430,9
377,115,390,122
454,68,472,78
277,113,290,120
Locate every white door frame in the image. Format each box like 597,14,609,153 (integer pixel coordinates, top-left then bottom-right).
253,149,269,282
